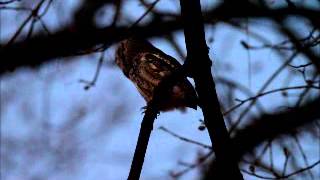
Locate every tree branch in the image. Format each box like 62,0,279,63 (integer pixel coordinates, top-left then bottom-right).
233,97,320,159
205,97,320,179
128,65,188,180
127,105,158,180
1,2,318,74
179,0,243,179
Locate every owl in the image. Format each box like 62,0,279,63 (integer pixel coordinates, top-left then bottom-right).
115,37,197,111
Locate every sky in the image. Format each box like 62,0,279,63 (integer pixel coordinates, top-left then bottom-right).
1,0,319,180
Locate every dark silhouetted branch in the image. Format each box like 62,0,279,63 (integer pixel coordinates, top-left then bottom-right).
0,20,182,74
233,97,320,159
1,1,319,74
205,97,320,179
128,66,188,180
127,105,158,180
179,0,243,179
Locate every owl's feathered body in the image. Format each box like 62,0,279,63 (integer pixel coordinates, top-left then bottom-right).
115,38,197,111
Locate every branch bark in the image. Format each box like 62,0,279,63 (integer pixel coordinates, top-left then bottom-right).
179,0,243,179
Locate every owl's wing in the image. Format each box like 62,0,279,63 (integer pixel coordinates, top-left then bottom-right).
128,52,182,102
139,53,181,85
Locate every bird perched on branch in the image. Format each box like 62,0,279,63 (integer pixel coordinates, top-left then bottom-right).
115,37,198,111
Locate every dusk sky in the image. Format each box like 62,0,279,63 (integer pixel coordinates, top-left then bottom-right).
1,0,319,179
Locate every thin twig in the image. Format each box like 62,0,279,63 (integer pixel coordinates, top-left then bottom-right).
241,160,320,179
130,0,160,28
159,126,212,149
0,0,20,5
224,84,319,116
229,51,299,134
5,0,47,46
79,52,105,90
170,151,213,178
281,160,320,179
82,0,161,90
293,135,314,179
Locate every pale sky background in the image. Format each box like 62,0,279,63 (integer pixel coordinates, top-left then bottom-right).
1,0,319,180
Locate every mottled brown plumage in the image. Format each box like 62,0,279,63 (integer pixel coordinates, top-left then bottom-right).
115,38,197,111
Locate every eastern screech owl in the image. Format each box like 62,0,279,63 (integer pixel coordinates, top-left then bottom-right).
115,38,197,111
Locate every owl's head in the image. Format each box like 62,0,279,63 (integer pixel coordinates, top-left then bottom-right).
116,37,161,76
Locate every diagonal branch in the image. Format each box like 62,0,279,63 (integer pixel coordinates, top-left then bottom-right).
233,97,320,159
1,1,319,74
0,20,183,74
205,97,320,179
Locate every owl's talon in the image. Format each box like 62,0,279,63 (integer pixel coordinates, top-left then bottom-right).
140,106,160,117
141,106,147,114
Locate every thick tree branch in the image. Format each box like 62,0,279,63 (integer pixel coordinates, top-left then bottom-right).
233,97,320,159
73,0,115,28
205,97,320,179
1,2,318,74
128,66,188,180
0,20,182,74
127,105,157,180
206,1,319,23
179,0,243,179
